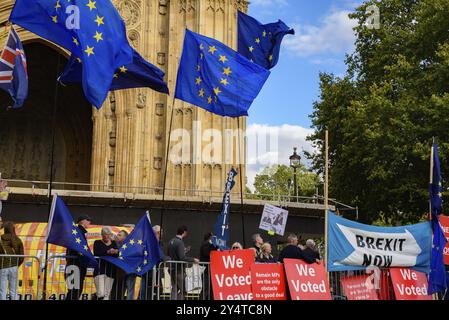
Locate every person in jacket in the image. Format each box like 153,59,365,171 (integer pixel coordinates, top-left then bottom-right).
167,226,199,300
112,230,131,300
278,233,304,263
251,233,264,255
65,214,91,300
199,232,218,300
0,221,24,300
139,225,170,300
256,243,277,263
302,239,321,264
93,226,119,300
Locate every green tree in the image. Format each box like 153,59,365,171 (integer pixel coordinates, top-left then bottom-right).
308,0,449,224
253,164,320,200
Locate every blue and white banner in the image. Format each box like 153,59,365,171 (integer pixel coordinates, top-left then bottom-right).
327,211,432,273
212,169,237,250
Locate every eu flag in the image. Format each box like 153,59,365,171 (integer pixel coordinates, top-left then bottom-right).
0,26,28,108
429,142,448,294
59,49,169,94
101,212,162,276
46,195,98,267
175,29,270,117
9,0,133,108
238,11,294,70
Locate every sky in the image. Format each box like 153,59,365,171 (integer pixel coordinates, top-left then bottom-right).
245,0,363,189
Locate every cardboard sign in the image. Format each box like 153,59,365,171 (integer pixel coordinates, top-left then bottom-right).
341,275,379,300
251,264,286,300
283,259,332,300
210,249,254,300
390,268,432,300
259,204,288,236
439,215,449,265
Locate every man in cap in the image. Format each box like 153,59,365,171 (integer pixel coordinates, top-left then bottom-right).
65,214,92,300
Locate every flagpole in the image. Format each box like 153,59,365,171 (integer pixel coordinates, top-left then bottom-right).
236,116,246,248
159,95,176,243
41,55,62,300
324,129,329,273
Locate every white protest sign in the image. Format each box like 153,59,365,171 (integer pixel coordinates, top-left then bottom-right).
337,223,422,268
259,204,288,236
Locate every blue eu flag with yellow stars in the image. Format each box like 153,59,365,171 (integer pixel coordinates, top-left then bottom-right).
59,49,169,94
46,195,98,268
429,142,448,294
9,0,133,108
175,29,270,117
101,212,162,276
238,11,294,70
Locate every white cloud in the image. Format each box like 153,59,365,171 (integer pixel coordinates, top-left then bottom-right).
246,124,316,191
284,10,357,57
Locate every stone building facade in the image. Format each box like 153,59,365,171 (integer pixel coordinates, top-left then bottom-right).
0,0,249,196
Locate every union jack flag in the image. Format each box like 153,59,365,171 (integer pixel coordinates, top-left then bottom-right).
0,25,28,108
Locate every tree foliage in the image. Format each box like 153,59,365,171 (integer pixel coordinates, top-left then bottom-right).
253,164,320,200
308,0,449,224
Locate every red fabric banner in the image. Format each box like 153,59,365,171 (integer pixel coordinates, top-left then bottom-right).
390,268,432,300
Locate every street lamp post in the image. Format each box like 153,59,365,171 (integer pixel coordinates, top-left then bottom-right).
289,147,301,202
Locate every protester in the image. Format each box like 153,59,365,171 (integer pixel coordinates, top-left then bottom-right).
301,239,321,264
231,242,243,250
278,233,304,263
248,247,258,261
0,222,24,300
199,232,218,262
65,214,91,300
167,226,199,300
113,230,136,300
256,243,277,263
139,225,170,300
93,226,119,300
251,233,263,255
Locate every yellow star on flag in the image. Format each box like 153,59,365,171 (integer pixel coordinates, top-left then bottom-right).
137,240,143,245
113,73,118,78
84,245,88,251
214,87,222,96
199,88,205,97
263,31,267,37
249,46,254,52
129,239,135,245
85,45,95,57
200,53,204,59
119,66,127,73
86,0,96,11
73,37,79,46
52,16,58,23
268,55,273,62
75,238,81,244
93,31,103,43
95,15,105,27
72,222,77,227
208,46,217,54
122,244,127,250
195,76,202,85
143,259,148,265
76,57,82,63
255,38,261,44
197,64,201,72
55,1,61,10
220,78,229,86
144,251,148,256
223,67,232,76
219,55,228,63
137,267,142,272
199,44,204,50
72,229,77,235
207,96,212,104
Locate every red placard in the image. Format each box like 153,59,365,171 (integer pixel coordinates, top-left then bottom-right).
250,264,286,300
341,275,379,300
438,215,449,265
390,268,432,300
283,259,332,300
210,249,254,300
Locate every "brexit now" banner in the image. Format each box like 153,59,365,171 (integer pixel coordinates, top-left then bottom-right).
327,211,432,273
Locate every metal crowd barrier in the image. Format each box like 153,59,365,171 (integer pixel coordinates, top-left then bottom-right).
0,254,41,300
